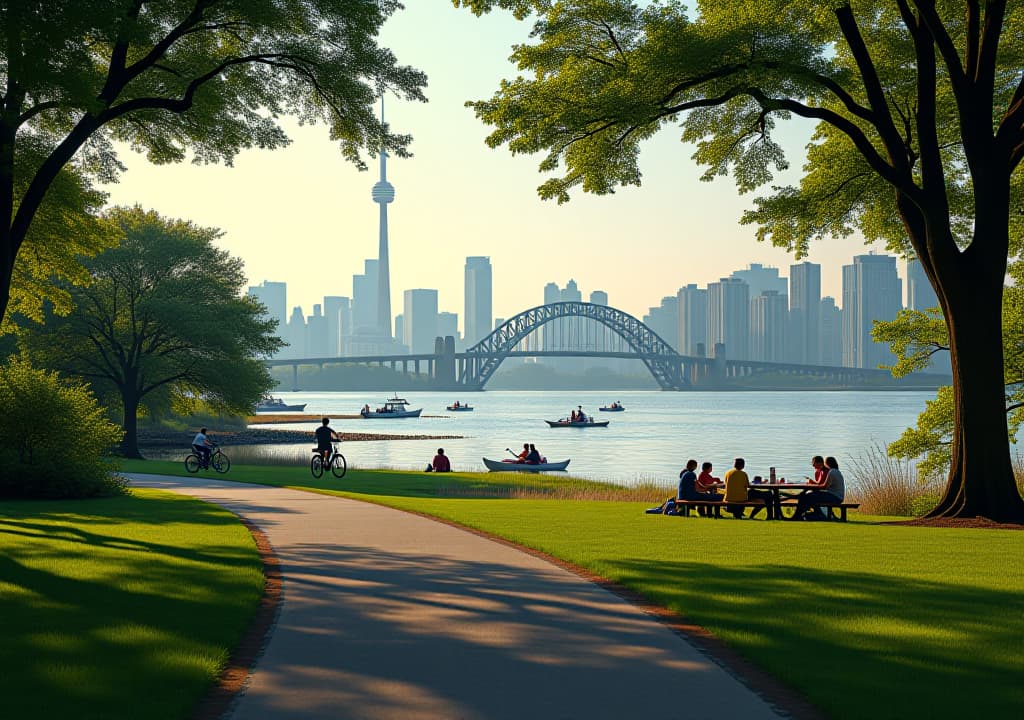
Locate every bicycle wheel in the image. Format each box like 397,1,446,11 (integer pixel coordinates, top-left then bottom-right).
212,451,230,474
310,454,324,478
331,453,347,478
185,454,201,473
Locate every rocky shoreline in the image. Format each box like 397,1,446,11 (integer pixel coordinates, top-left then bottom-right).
137,427,463,451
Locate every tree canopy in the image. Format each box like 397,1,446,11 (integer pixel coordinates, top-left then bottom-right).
1,0,427,326
457,0,1024,521
19,206,281,458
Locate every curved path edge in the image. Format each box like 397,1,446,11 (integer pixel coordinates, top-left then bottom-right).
190,516,283,720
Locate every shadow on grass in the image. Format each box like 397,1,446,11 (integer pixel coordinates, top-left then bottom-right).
0,496,262,720
604,557,1024,720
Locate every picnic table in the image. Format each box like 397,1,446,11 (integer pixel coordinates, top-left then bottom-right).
675,481,859,521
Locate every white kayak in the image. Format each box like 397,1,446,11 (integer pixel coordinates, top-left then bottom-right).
483,457,570,472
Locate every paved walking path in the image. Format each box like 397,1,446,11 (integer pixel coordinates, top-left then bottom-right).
129,474,782,719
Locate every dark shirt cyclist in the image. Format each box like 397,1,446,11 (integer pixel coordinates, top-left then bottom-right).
314,417,340,463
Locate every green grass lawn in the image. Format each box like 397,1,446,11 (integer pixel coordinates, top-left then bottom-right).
125,460,1024,719
0,489,264,720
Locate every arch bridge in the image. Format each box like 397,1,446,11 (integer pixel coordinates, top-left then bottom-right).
457,302,685,389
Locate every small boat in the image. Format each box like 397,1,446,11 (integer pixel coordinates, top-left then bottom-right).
360,395,422,418
446,403,474,411
545,419,609,428
255,396,307,412
483,457,570,472
599,404,625,412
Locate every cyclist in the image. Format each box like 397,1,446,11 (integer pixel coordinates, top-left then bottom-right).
314,417,341,465
192,428,214,469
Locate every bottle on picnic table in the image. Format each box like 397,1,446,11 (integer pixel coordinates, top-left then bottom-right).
769,466,776,483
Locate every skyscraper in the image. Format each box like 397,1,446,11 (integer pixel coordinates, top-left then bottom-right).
542,282,560,354
403,289,438,354
323,296,350,356
371,98,395,339
907,257,940,311
750,290,788,362
730,263,787,298
246,280,287,331
437,311,459,345
644,296,679,350
464,256,492,346
306,303,328,358
284,306,306,359
789,262,821,364
677,284,708,356
819,296,842,366
842,254,903,369
351,259,379,334
707,277,750,359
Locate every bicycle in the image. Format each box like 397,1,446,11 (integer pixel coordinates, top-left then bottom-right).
185,442,231,474
311,441,346,479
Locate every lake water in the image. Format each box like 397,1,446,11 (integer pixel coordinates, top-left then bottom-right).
250,390,934,487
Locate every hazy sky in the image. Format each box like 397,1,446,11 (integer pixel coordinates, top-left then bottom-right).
101,1,889,327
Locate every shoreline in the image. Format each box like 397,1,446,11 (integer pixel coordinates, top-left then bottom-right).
137,427,463,451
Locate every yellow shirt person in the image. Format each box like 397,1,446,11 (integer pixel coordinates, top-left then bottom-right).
723,462,750,503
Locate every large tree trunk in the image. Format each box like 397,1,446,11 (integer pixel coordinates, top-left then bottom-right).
928,256,1024,523
119,386,142,459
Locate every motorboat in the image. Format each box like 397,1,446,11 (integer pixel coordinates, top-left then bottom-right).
255,396,307,412
360,395,422,418
545,418,609,428
446,402,474,411
483,457,570,472
599,403,625,412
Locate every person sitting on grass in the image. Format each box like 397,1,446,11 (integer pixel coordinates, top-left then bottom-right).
790,456,845,521
430,448,451,473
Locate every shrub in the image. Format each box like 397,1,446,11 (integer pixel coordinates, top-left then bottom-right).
0,358,125,498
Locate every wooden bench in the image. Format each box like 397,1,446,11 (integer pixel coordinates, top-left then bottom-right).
674,499,769,519
778,500,861,522
676,499,860,521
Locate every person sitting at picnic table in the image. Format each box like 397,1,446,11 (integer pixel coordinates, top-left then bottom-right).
695,462,722,516
811,455,828,484
789,456,845,520
723,458,772,519
676,459,720,516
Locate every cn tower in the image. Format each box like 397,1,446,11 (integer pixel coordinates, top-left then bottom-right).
371,97,395,339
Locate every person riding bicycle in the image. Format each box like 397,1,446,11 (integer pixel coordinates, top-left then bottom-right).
192,428,214,469
314,417,341,464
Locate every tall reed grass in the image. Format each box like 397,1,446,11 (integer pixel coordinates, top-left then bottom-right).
846,442,930,516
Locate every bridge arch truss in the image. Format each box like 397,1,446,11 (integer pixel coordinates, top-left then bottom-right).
458,302,686,390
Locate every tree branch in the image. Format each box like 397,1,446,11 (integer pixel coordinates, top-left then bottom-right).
907,0,967,88
833,4,911,175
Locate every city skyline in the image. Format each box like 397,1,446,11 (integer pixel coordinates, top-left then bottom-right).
98,2,886,325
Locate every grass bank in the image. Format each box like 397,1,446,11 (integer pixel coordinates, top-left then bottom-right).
123,460,1024,720
0,489,264,720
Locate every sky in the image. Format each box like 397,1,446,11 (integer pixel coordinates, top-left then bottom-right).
100,0,890,328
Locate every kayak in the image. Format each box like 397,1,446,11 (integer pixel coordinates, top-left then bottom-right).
545,419,609,428
598,406,625,412
483,458,570,472
446,405,474,411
